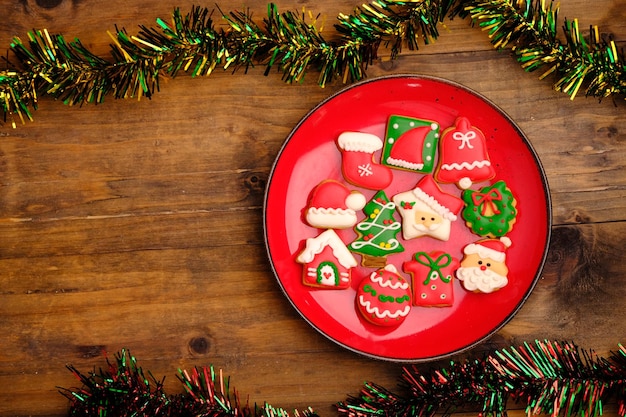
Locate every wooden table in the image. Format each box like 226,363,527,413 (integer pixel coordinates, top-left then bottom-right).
0,0,624,415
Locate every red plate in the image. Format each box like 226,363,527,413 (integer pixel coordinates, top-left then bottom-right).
264,75,551,362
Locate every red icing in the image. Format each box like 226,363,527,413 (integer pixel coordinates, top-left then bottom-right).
435,117,495,189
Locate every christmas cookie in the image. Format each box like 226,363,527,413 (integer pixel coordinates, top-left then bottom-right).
349,190,404,268
461,180,517,238
403,251,459,307
296,229,358,289
356,264,412,328
337,132,393,190
456,237,511,293
304,180,367,229
392,175,464,241
435,117,495,189
382,115,440,173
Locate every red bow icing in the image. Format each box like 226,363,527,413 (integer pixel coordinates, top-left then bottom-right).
472,189,502,215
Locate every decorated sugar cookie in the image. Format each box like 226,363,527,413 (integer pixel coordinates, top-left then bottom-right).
392,175,464,241
304,180,367,229
382,115,440,173
337,132,393,190
403,251,459,307
456,237,511,293
349,190,404,268
462,180,518,238
296,229,358,289
356,264,412,328
435,117,495,189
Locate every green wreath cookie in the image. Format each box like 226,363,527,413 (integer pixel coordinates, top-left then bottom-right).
461,180,517,238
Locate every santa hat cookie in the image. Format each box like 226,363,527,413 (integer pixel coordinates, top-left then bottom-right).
305,180,367,229
337,132,393,190
392,175,464,241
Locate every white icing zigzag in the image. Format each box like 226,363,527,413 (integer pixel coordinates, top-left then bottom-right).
358,296,411,319
370,272,409,290
440,160,491,171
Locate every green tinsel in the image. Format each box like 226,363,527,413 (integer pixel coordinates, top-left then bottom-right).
60,341,626,417
1,0,624,127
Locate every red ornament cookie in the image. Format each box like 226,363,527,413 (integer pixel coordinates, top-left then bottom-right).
356,264,412,327
435,117,495,189
404,251,459,307
296,229,358,289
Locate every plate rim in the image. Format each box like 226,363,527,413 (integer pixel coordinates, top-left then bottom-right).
262,73,553,362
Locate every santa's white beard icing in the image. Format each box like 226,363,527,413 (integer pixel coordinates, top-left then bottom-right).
456,266,508,293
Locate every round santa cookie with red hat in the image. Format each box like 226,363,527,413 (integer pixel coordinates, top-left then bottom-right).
435,116,496,190
456,237,512,293
356,264,412,328
304,180,367,229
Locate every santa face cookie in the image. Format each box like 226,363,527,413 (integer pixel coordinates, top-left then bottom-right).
382,115,440,173
462,180,517,238
296,229,358,289
435,117,495,190
392,175,464,241
456,237,511,293
304,180,366,229
356,264,412,328
337,132,393,190
348,190,404,268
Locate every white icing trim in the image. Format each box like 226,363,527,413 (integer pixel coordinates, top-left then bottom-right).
463,243,506,263
440,160,491,171
306,207,358,229
338,132,383,153
358,296,411,319
369,271,410,290
296,229,358,269
386,156,424,171
411,187,458,222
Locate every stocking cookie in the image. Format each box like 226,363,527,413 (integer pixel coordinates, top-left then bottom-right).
435,117,495,189
456,237,511,293
337,132,393,190
392,175,464,241
304,180,366,229
356,264,412,328
382,115,440,173
349,190,404,268
296,229,358,289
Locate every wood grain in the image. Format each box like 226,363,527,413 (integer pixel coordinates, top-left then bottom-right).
0,0,625,415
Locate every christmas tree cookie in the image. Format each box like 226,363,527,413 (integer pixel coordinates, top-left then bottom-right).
349,190,404,268
382,115,440,173
461,180,517,238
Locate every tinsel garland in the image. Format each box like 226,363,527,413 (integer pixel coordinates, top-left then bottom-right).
61,340,626,417
1,0,624,127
